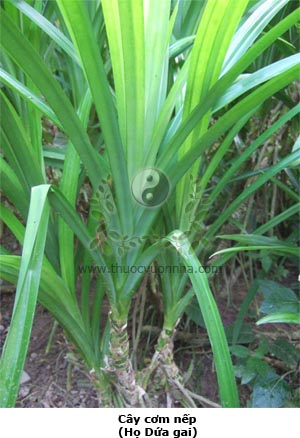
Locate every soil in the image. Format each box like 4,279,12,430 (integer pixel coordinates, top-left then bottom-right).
0,291,99,407
0,278,253,408
1,279,298,408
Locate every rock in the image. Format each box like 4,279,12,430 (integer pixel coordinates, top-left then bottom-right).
18,386,30,398
20,370,31,384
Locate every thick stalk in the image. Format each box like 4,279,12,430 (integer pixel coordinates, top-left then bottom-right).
104,312,144,407
143,326,182,390
142,326,198,407
156,328,182,382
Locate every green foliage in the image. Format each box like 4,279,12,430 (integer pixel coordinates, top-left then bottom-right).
258,280,299,314
257,313,300,324
166,230,239,407
252,371,290,408
232,336,298,407
0,185,51,407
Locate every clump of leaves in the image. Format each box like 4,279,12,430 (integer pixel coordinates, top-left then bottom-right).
232,334,299,407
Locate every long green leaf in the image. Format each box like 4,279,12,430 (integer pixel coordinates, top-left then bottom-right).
143,0,172,153
0,92,45,193
137,72,299,237
0,185,50,407
0,203,25,245
256,313,300,325
177,0,249,227
0,67,62,128
58,89,92,295
207,104,300,209
165,230,239,408
7,0,80,65
167,65,299,183
0,10,108,190
211,245,299,258
255,203,300,235
101,0,145,178
0,255,98,370
214,234,299,257
0,156,29,218
206,149,300,239
222,0,291,73
214,54,300,113
158,9,299,172
47,186,116,305
57,0,132,234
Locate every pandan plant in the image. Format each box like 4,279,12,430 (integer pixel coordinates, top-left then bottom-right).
0,0,299,407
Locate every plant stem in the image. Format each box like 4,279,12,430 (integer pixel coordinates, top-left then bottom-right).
142,326,182,392
105,312,144,407
92,373,113,408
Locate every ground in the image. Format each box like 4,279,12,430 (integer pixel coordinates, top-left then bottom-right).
0,292,99,407
0,279,272,408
